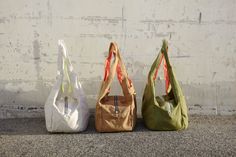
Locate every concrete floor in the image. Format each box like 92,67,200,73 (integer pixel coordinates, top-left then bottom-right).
0,115,235,157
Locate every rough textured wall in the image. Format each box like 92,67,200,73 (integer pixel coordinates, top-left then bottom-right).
0,0,235,118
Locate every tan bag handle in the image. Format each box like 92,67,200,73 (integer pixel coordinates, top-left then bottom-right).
98,42,134,101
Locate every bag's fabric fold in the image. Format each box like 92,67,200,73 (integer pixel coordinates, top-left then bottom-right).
142,40,188,131
45,40,90,132
95,42,137,132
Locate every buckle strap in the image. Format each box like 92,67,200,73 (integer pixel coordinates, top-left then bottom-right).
114,96,119,114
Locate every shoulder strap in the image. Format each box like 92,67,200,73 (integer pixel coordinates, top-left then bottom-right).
58,40,73,94
148,40,184,103
161,40,184,102
98,42,134,101
150,44,170,94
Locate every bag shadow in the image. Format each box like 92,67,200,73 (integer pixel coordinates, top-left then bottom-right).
0,117,149,135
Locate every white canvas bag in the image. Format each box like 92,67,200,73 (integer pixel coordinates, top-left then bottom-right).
45,40,90,132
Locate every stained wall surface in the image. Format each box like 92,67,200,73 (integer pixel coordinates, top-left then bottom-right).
0,0,235,118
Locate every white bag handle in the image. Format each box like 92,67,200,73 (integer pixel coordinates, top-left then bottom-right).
57,40,74,94
58,40,73,74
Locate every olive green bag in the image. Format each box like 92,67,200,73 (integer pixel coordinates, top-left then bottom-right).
142,40,188,131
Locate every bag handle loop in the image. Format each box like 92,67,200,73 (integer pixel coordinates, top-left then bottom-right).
150,40,170,94
103,42,131,85
58,40,73,94
98,42,134,101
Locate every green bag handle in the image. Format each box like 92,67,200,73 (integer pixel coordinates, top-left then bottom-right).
148,40,184,104
161,40,184,103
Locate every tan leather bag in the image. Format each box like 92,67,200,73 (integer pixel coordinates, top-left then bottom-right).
95,42,137,132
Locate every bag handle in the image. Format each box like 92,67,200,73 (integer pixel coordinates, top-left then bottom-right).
103,42,132,86
103,43,131,85
57,40,73,94
148,40,184,104
98,42,134,101
161,40,184,103
152,41,170,94
103,43,119,82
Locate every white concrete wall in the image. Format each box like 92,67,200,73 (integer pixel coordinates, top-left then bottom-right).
0,0,235,118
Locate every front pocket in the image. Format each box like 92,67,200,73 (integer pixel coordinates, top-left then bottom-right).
99,96,133,132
